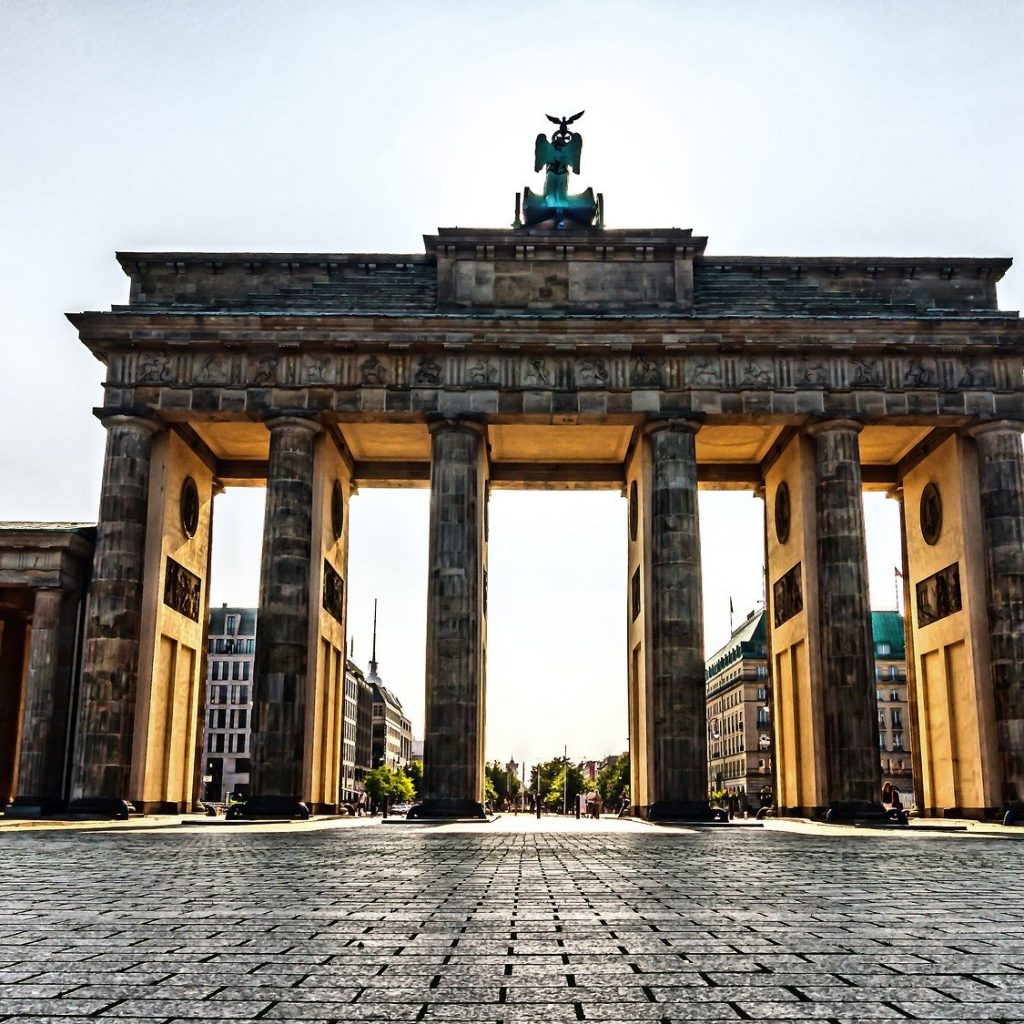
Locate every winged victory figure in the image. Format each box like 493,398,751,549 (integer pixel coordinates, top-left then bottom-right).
520,110,600,228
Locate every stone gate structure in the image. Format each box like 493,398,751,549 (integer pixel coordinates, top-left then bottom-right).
2,149,1023,820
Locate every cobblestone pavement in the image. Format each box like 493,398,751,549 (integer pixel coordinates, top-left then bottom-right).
1,816,1023,1023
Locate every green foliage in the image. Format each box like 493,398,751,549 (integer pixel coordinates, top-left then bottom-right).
402,760,423,798
527,755,596,810
363,765,415,804
485,760,522,806
596,753,630,806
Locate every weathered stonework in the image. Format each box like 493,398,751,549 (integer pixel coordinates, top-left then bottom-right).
46,222,1024,821
645,421,707,815
70,415,159,807
807,419,882,806
419,420,488,817
971,420,1024,806
248,417,321,813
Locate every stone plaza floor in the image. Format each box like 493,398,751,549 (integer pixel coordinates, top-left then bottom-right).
0,814,1023,1023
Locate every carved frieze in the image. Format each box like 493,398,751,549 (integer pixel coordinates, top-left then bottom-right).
117,344,1016,410
164,556,201,621
632,356,663,387
322,559,344,624
773,563,803,628
359,355,388,385
916,561,962,627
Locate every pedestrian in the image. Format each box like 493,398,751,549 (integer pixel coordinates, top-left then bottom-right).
882,782,894,806
727,792,740,820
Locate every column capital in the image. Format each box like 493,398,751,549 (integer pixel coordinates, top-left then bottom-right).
92,407,161,433
643,413,704,437
427,415,487,438
262,414,322,435
804,416,865,438
967,419,1024,440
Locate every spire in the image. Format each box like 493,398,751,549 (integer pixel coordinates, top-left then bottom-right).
368,598,380,682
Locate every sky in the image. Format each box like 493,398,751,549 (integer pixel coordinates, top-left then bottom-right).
1,1,1021,769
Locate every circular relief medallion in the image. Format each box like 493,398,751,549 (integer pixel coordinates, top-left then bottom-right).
920,482,942,546
629,480,639,541
774,482,791,545
330,480,344,541
180,477,200,539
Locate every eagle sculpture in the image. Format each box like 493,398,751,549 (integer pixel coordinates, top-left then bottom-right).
522,110,599,228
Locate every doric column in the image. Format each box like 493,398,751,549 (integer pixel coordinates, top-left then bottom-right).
419,418,488,818
246,416,321,817
645,419,707,815
70,412,160,811
806,418,880,805
8,588,79,815
969,420,1024,809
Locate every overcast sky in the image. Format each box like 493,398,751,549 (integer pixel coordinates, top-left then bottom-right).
1,1,1021,769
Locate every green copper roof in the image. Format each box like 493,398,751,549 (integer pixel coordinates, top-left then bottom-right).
871,610,906,659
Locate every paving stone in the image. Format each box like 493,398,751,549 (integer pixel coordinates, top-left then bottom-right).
0,823,1023,1023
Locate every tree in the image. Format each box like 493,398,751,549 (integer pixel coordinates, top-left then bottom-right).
485,760,522,807
596,753,630,807
402,760,422,798
363,765,414,806
544,762,590,810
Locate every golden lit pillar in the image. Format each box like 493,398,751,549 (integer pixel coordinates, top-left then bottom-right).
129,429,216,813
901,433,1000,816
303,430,353,813
900,428,1022,817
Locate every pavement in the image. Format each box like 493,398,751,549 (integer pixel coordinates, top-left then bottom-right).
1,814,1023,1022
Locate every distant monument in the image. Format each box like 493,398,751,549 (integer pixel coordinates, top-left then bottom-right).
518,111,601,229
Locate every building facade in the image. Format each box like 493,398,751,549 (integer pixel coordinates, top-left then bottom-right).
201,607,382,807
705,608,914,807
341,658,373,805
368,656,413,772
203,605,256,803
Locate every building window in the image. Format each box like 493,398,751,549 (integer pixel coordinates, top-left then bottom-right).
757,708,769,727
879,733,887,751
756,666,768,679
891,709,902,729
893,732,904,751
226,614,238,635
876,689,882,701
890,689,900,702
756,687,767,702
877,642,892,656
208,732,225,753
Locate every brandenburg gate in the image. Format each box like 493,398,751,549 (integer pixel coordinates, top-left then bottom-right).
3,115,1024,822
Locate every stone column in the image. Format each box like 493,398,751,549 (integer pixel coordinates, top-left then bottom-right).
8,587,79,815
70,413,160,812
245,416,320,818
969,420,1024,809
807,418,880,807
645,419,708,817
419,419,487,818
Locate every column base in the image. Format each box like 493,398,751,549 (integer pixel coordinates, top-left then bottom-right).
65,797,136,820
407,798,488,820
134,800,189,815
1002,803,1024,827
4,796,64,819
916,806,1001,821
646,799,729,823
224,796,311,821
823,800,905,825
